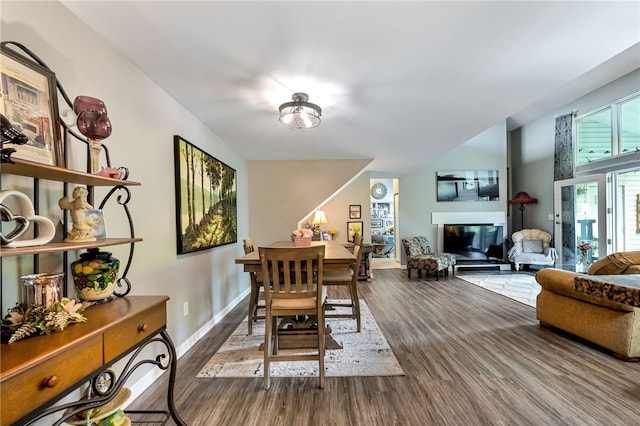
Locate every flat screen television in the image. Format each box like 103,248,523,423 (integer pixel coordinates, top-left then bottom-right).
443,223,504,261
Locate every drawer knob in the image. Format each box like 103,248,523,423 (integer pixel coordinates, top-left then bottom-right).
138,323,148,332
42,375,59,388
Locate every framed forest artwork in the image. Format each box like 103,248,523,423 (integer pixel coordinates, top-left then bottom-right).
174,135,237,254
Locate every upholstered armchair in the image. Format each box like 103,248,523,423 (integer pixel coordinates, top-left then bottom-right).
507,229,558,271
401,236,456,280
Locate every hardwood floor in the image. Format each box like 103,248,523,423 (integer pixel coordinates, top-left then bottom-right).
129,269,640,425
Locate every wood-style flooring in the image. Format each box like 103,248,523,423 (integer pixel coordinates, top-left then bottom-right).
128,269,640,426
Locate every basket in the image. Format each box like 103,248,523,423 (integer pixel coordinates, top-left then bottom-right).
293,236,312,247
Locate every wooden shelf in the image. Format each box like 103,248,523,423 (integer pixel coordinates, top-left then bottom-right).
0,237,142,257
1,158,140,187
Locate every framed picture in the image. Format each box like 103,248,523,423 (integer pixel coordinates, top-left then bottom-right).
174,135,237,254
85,209,107,238
0,45,63,166
347,221,363,243
371,202,391,218
436,170,499,202
349,204,361,219
371,219,383,228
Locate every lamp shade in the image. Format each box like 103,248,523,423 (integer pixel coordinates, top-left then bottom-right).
311,210,328,225
279,92,322,129
509,191,538,205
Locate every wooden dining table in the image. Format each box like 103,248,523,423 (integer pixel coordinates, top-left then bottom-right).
235,240,356,272
235,240,356,349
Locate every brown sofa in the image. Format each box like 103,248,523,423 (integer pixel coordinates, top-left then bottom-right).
535,251,640,361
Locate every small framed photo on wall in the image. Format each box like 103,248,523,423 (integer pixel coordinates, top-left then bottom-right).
349,204,361,219
371,219,383,228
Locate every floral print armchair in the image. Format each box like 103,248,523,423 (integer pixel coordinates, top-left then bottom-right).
401,236,456,280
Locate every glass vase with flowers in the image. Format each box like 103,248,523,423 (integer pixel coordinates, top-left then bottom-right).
577,241,592,271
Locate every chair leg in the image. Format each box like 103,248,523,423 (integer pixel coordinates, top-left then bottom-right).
272,316,279,355
248,278,259,335
263,310,272,390
350,280,361,332
317,310,325,389
407,268,411,278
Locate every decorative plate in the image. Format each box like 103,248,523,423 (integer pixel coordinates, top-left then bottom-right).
370,183,388,199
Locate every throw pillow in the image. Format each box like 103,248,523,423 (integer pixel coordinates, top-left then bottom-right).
522,239,543,253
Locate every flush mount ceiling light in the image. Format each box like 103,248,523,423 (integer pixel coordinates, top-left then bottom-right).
278,92,322,129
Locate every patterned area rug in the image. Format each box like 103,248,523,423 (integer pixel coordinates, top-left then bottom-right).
197,300,404,378
457,272,541,308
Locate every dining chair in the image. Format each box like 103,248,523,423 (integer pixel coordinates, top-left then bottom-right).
323,243,362,332
353,234,363,246
243,238,265,335
259,245,326,390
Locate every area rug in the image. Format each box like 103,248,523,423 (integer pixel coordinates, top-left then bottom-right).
457,272,541,308
197,300,404,378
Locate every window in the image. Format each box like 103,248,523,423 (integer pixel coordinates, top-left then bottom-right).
575,92,640,165
620,95,640,155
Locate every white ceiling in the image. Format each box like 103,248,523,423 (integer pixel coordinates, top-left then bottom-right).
61,1,640,176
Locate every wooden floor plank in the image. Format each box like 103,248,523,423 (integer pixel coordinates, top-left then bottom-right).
128,269,640,425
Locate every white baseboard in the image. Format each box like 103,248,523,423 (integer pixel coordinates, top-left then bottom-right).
124,287,250,407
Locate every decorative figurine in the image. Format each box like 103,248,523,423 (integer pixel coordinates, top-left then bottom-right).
58,187,96,242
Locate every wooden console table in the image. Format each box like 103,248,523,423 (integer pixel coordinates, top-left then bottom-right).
574,275,640,308
0,296,186,426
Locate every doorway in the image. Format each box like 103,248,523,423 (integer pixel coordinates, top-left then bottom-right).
553,175,607,268
612,169,640,252
370,178,400,269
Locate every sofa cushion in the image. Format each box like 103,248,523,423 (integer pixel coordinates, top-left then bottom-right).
535,268,635,312
522,239,543,253
588,251,640,275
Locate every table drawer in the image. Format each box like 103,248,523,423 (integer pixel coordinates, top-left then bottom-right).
103,303,166,363
1,335,103,426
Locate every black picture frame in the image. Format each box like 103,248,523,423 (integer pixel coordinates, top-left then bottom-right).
347,221,363,243
349,204,361,219
0,44,63,166
173,135,237,254
371,219,383,228
436,170,499,202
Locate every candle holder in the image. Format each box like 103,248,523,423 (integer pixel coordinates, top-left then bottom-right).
73,96,112,174
21,272,65,308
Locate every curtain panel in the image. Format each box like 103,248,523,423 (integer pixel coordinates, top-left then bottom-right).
554,113,574,181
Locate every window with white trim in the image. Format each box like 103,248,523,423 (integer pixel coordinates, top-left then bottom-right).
575,92,640,166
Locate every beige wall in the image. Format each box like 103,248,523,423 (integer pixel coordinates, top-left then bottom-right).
247,159,372,245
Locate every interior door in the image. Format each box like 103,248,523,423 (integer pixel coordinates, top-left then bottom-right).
554,175,608,268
